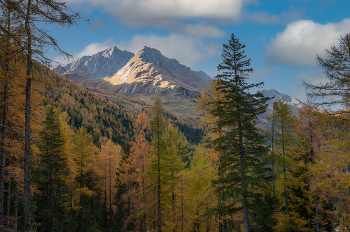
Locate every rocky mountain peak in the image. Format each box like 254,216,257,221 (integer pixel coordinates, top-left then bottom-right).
139,46,163,66
57,46,134,80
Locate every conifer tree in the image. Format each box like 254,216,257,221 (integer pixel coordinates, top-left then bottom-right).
210,33,270,232
35,105,68,232
268,99,297,231
148,96,166,232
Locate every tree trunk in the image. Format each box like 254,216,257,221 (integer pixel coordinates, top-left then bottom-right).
271,108,276,212
0,79,8,227
310,131,320,232
109,156,112,232
157,126,161,232
92,171,96,229
6,174,11,228
51,134,55,232
238,120,249,232
14,179,18,232
0,6,11,226
24,0,33,231
282,128,290,232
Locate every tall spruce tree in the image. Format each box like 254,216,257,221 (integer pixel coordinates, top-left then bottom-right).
211,34,270,232
35,105,68,232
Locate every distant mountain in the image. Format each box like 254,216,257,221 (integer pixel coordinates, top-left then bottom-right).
194,71,212,85
76,46,207,98
57,46,134,79
258,89,304,124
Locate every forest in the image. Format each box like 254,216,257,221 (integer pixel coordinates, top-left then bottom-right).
1,0,350,232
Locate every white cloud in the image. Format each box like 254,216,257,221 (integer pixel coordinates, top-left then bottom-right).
66,0,246,36
248,7,301,24
249,68,275,79
180,24,226,38
291,69,328,102
266,19,350,67
118,34,220,67
68,0,244,22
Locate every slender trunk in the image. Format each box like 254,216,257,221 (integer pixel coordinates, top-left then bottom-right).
92,171,96,229
181,180,183,232
310,130,320,232
51,135,55,232
157,124,161,232
0,79,8,227
143,165,146,232
24,0,33,231
271,108,276,212
282,127,290,232
6,174,11,228
14,180,18,232
109,156,112,232
239,118,249,232
219,213,222,232
104,170,107,231
0,6,11,226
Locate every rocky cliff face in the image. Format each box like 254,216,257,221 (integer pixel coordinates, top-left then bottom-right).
76,46,207,98
57,46,134,79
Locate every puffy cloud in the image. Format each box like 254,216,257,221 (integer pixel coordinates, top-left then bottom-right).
266,19,350,67
248,7,301,24
66,0,246,36
68,0,244,22
249,68,275,79
118,34,220,67
291,69,328,102
179,24,226,38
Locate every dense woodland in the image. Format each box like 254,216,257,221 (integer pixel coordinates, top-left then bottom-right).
1,1,350,232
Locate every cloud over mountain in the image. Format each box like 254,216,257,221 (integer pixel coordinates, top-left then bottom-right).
117,34,220,67
266,19,350,67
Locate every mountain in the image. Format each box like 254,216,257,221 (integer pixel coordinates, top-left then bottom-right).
194,71,212,85
258,89,304,124
57,46,134,80
75,46,207,99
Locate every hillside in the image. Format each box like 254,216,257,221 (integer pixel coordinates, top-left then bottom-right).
44,70,205,145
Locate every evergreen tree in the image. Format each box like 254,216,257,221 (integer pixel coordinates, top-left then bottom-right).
148,96,166,232
35,105,68,232
210,34,270,232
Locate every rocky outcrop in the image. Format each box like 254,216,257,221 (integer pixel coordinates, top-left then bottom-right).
57,46,134,80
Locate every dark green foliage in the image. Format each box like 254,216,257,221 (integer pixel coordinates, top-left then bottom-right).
34,105,69,232
45,71,135,147
211,34,271,231
173,121,204,144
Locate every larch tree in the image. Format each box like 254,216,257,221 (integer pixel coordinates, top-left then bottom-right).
0,1,82,230
123,113,151,232
72,126,97,230
148,96,166,232
269,99,296,231
210,33,270,232
95,139,122,232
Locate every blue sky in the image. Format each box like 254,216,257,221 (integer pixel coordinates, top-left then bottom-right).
48,0,350,102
